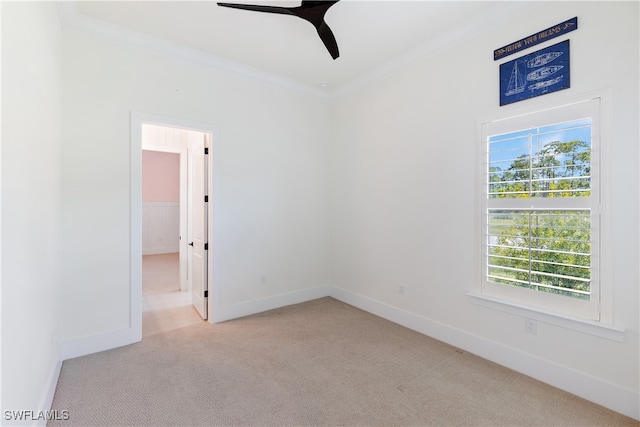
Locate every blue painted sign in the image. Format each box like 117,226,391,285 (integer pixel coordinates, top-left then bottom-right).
494,17,577,61
500,40,570,106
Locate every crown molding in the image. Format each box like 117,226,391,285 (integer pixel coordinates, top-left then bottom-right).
57,2,545,102
56,2,331,101
328,1,546,99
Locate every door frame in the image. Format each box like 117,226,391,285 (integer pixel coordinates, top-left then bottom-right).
130,111,220,339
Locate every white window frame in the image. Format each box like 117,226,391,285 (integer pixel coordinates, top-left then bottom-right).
475,95,615,328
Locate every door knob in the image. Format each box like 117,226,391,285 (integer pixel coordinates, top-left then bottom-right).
188,242,194,246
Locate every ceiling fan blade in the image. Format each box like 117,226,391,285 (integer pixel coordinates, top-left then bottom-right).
316,22,339,60
301,1,340,8
217,3,293,16
217,1,341,60
292,1,340,59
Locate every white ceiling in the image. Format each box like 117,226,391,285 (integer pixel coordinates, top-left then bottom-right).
60,1,543,97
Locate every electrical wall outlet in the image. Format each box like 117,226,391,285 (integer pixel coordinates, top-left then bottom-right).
525,318,537,334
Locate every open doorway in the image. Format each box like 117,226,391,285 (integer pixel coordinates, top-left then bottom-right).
130,113,219,341
141,141,200,336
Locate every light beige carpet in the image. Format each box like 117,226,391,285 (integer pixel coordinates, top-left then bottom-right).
49,298,637,426
143,253,180,295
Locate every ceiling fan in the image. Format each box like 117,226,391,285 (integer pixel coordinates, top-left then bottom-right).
217,1,341,60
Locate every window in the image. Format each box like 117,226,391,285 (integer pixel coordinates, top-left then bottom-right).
480,99,605,321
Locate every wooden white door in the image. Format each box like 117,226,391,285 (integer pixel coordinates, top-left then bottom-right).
189,137,209,320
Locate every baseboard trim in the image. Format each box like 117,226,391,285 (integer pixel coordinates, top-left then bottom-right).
34,359,63,426
53,286,638,420
59,327,139,362
212,285,330,323
328,286,640,421
59,285,332,359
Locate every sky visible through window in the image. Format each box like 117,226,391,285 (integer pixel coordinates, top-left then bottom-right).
488,118,591,176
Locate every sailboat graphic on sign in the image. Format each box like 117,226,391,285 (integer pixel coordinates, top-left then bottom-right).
527,51,563,68
505,60,525,96
527,65,563,81
499,39,570,106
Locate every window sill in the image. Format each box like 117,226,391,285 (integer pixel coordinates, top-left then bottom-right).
467,292,625,342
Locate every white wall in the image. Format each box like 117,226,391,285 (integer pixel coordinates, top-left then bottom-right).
1,1,64,421
330,1,638,418
61,29,331,341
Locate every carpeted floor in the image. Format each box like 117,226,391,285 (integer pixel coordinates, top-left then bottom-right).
49,298,637,426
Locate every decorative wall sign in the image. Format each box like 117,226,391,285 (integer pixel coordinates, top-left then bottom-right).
494,17,577,61
499,40,570,106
